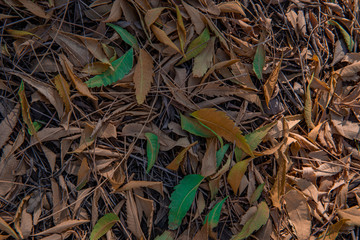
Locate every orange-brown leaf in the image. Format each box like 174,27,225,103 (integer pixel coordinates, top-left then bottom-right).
133,49,154,104
263,57,282,107
167,141,198,171
54,74,71,113
151,25,181,54
191,108,253,156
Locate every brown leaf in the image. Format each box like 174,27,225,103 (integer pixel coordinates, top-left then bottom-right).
193,37,215,78
335,61,360,81
284,190,311,240
201,59,239,83
263,57,282,107
182,1,205,34
0,144,20,196
34,220,89,236
116,181,163,196
126,191,144,239
144,7,165,30
60,56,97,100
217,1,245,16
191,108,253,156
18,0,49,19
134,194,154,237
133,49,154,104
200,138,217,177
151,25,181,54
227,159,250,194
0,103,19,150
54,74,71,113
167,141,198,171
337,206,360,226
175,5,186,54
0,216,19,239
103,0,122,23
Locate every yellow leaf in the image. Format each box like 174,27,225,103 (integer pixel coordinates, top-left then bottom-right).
133,49,154,104
54,74,71,113
191,108,253,156
151,25,181,54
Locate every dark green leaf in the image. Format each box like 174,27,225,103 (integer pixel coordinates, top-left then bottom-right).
86,48,133,88
168,174,204,230
216,143,230,168
204,196,228,229
145,132,160,173
90,213,119,240
180,114,215,138
107,23,139,50
253,44,265,80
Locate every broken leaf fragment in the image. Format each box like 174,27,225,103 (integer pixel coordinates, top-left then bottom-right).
145,132,160,173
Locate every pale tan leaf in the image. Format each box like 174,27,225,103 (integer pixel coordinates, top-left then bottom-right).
144,8,165,30
182,1,205,34
335,61,360,81
134,194,154,237
126,191,144,239
0,103,19,150
34,220,89,236
116,181,163,196
133,49,154,104
151,25,181,54
338,206,360,226
103,0,122,23
0,216,19,239
284,189,311,240
200,138,217,177
217,1,245,16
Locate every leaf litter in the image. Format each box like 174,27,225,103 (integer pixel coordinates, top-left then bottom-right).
1,0,360,239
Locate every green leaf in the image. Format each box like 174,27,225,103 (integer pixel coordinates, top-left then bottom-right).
180,114,215,138
253,43,265,80
231,201,269,240
249,183,265,205
90,213,119,240
27,121,42,136
154,230,174,240
177,28,210,65
216,143,230,168
86,48,133,88
328,20,354,51
106,23,139,50
18,81,36,135
168,174,204,230
204,196,228,229
235,121,277,160
145,132,160,173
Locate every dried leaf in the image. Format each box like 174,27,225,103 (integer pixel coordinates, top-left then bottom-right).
151,25,181,54
191,108,253,156
264,57,282,107
227,159,250,194
201,138,217,177
218,1,245,16
85,48,133,88
107,23,139,50
90,213,119,240
318,219,348,240
231,201,269,240
182,1,205,34
144,7,165,30
168,174,204,230
284,190,311,240
77,157,90,190
304,74,315,129
201,59,240,83
18,0,49,19
103,0,122,22
167,141,198,171
61,56,97,100
126,191,144,239
175,5,186,54
133,49,154,104
34,220,89,236
54,74,71,113
154,230,174,240
337,206,360,226
145,132,160,173
0,104,20,149
0,216,19,239
116,181,163,196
